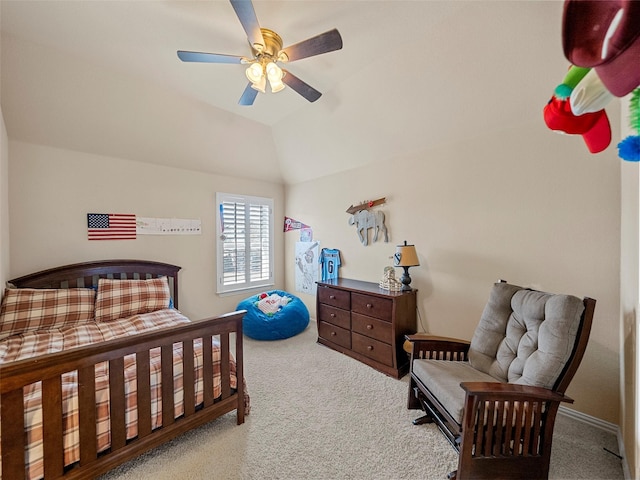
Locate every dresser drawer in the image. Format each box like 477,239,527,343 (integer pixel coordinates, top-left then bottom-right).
351,313,392,344
352,332,393,367
318,321,351,349
351,293,392,321
318,286,351,310
318,304,350,330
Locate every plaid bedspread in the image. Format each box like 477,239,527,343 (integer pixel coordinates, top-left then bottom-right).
0,309,248,480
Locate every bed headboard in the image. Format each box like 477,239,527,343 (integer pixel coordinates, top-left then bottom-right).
8,260,182,309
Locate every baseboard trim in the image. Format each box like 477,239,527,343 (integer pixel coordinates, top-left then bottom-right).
558,406,631,480
558,405,618,434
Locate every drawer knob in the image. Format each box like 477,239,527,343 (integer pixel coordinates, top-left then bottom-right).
331,331,337,336
330,313,336,318
366,324,373,330
329,295,336,299
366,303,373,309
367,345,373,351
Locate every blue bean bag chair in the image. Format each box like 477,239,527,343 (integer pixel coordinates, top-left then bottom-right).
237,290,310,340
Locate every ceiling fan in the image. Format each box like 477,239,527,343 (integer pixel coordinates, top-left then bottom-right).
177,0,343,106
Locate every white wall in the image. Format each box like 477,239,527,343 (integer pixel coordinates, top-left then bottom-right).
8,140,285,320
285,121,621,424
620,157,638,480
0,107,9,290
620,97,639,478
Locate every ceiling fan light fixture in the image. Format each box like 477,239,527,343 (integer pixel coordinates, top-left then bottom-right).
270,79,285,93
266,62,283,80
250,75,266,93
245,62,264,83
266,62,285,93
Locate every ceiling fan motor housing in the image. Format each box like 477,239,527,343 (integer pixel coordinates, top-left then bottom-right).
251,28,287,62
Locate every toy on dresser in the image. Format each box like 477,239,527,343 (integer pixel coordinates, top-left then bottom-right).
379,266,402,291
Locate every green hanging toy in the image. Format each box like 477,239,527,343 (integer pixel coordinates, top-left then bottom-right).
618,88,640,162
554,66,591,100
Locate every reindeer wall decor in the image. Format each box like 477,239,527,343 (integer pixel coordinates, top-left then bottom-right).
346,197,389,246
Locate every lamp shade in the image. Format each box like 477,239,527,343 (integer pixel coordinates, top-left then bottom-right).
266,62,283,81
250,75,266,93
394,241,419,267
266,61,285,93
245,63,264,83
270,79,285,93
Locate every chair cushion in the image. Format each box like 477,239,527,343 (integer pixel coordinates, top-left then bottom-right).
468,282,585,389
412,359,498,423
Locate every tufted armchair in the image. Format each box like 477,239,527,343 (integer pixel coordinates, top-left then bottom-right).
406,281,595,480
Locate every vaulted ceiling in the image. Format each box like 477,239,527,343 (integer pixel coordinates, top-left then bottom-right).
1,1,569,185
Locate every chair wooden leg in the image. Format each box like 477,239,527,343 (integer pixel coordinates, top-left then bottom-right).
408,381,422,410
412,414,433,425
412,395,436,425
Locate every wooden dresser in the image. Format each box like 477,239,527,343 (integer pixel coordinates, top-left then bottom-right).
316,278,417,378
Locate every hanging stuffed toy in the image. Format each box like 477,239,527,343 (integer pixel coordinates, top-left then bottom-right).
562,0,640,98
570,69,615,115
618,88,640,162
544,65,612,154
554,65,590,100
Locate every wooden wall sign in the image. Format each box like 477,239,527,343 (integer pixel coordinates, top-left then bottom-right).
345,197,389,246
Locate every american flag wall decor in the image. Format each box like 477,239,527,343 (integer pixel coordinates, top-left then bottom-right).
87,213,137,240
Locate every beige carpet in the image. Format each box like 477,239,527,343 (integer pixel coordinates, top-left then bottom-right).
100,323,624,480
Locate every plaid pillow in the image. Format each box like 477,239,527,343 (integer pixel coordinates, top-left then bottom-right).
0,288,96,339
95,277,171,322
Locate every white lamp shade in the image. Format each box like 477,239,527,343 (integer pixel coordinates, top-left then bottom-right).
245,63,264,83
250,75,266,93
270,78,285,93
266,62,283,81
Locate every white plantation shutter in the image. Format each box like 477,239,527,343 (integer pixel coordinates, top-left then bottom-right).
216,193,274,293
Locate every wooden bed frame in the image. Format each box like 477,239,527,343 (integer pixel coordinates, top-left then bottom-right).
0,259,247,480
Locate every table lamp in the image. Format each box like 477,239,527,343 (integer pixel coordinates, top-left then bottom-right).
393,241,420,291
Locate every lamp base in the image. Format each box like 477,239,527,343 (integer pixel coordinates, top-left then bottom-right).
400,266,413,291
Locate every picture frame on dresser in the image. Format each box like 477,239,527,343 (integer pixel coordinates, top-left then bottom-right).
316,278,417,378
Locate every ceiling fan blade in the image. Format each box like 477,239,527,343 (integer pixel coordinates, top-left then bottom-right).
280,29,343,62
177,51,245,64
282,70,322,103
239,83,259,106
230,0,264,49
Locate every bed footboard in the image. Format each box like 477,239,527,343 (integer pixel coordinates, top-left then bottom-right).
0,310,246,480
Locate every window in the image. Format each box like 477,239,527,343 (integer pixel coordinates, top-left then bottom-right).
216,192,274,294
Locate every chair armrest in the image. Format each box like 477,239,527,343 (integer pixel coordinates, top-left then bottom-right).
460,382,573,404
404,334,471,361
457,382,572,465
